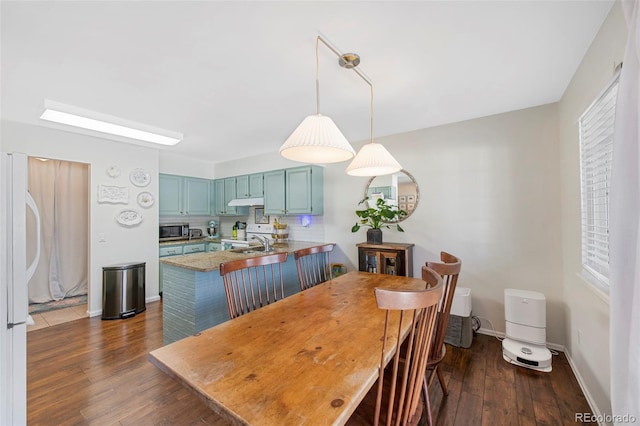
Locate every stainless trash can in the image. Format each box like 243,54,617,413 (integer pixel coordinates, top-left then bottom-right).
102,262,146,320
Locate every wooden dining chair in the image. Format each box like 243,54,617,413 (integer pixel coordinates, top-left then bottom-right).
348,268,443,426
219,252,288,319
422,251,462,399
293,243,335,291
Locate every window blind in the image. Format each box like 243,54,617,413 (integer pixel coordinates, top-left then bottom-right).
578,75,619,286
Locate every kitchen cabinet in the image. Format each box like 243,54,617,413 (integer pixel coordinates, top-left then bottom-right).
213,178,237,215
159,241,207,294
367,186,395,200
159,174,183,216
213,178,249,216
206,242,221,252
159,245,184,257
183,243,205,254
236,173,264,198
356,242,414,277
159,174,210,216
263,166,323,215
263,170,286,214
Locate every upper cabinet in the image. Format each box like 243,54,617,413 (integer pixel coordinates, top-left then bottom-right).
264,166,323,215
185,177,211,216
263,170,286,214
236,173,264,199
159,174,211,216
213,177,249,216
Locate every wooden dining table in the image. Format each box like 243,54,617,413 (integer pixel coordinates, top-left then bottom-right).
148,271,427,425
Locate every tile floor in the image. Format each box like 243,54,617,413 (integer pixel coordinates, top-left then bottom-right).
27,304,88,332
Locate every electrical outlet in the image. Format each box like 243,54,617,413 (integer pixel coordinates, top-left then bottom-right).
577,329,583,346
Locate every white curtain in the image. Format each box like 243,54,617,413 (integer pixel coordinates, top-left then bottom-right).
609,0,640,422
26,158,88,303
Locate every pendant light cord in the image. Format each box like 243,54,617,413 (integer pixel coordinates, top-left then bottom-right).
315,36,320,115
316,35,374,144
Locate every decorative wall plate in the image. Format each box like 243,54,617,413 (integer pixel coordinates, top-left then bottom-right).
130,168,150,187
116,209,143,227
98,185,128,204
106,165,121,178
137,191,154,208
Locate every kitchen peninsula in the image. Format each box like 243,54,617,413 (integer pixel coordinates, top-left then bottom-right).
160,241,331,344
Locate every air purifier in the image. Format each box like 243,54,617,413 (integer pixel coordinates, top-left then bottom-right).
502,289,552,372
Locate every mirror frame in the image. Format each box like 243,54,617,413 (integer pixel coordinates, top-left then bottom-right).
363,169,419,223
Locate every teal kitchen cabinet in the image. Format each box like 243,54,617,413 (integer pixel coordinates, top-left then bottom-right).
213,177,248,216
213,179,229,215
367,186,395,200
159,242,206,293
159,174,183,216
236,173,264,199
184,177,211,216
263,166,323,215
263,169,286,215
159,174,210,216
249,173,264,197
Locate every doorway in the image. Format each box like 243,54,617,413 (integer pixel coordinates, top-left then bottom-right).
26,157,89,327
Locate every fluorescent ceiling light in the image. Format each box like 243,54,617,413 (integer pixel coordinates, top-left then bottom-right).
40,100,182,146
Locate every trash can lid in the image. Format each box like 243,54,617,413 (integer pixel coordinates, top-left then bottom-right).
103,261,146,270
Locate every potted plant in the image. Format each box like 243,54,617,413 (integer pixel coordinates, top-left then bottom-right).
351,197,407,244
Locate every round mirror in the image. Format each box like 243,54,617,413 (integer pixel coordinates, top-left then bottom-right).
363,170,419,222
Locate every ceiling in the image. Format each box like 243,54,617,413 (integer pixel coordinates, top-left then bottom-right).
1,1,614,165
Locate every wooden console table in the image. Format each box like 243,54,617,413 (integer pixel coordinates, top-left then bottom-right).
356,242,414,277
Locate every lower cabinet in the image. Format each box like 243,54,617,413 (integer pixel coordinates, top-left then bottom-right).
159,242,207,293
356,242,414,277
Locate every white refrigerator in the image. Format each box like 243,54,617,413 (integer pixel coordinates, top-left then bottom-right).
1,152,41,425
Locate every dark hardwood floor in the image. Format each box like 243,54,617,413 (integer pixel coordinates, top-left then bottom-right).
27,301,592,425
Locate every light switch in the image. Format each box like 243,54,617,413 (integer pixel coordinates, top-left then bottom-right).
98,233,106,243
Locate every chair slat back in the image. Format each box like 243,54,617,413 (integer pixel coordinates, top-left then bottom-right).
373,268,443,426
424,251,462,364
293,244,335,291
219,252,288,319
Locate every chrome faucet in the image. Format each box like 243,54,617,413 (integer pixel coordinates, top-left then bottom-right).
251,235,271,252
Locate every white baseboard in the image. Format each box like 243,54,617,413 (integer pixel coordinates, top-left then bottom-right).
563,350,606,426
476,328,604,425
87,296,160,318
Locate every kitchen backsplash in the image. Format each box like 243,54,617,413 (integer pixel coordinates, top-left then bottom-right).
160,208,325,242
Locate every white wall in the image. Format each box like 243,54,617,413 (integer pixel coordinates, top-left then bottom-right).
558,2,627,419
158,150,215,178
215,103,566,345
2,120,161,315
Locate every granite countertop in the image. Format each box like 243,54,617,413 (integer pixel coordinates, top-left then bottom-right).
160,241,331,273
159,237,221,246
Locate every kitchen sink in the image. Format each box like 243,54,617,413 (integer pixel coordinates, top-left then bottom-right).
229,247,272,254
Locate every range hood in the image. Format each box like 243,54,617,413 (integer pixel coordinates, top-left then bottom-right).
227,197,264,207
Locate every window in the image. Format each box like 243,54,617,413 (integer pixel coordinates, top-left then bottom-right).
578,74,619,289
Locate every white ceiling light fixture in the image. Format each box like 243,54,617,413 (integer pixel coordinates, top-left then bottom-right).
279,36,356,164
39,99,183,146
279,35,401,175
344,70,402,177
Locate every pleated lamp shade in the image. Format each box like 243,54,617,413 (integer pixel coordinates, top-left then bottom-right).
346,142,403,176
280,114,356,164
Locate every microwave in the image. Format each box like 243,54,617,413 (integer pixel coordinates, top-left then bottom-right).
159,223,189,242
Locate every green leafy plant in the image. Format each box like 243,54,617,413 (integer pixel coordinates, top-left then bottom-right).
351,197,407,233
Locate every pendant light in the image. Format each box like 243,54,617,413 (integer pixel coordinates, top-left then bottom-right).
345,79,402,177
280,35,401,176
279,37,356,163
